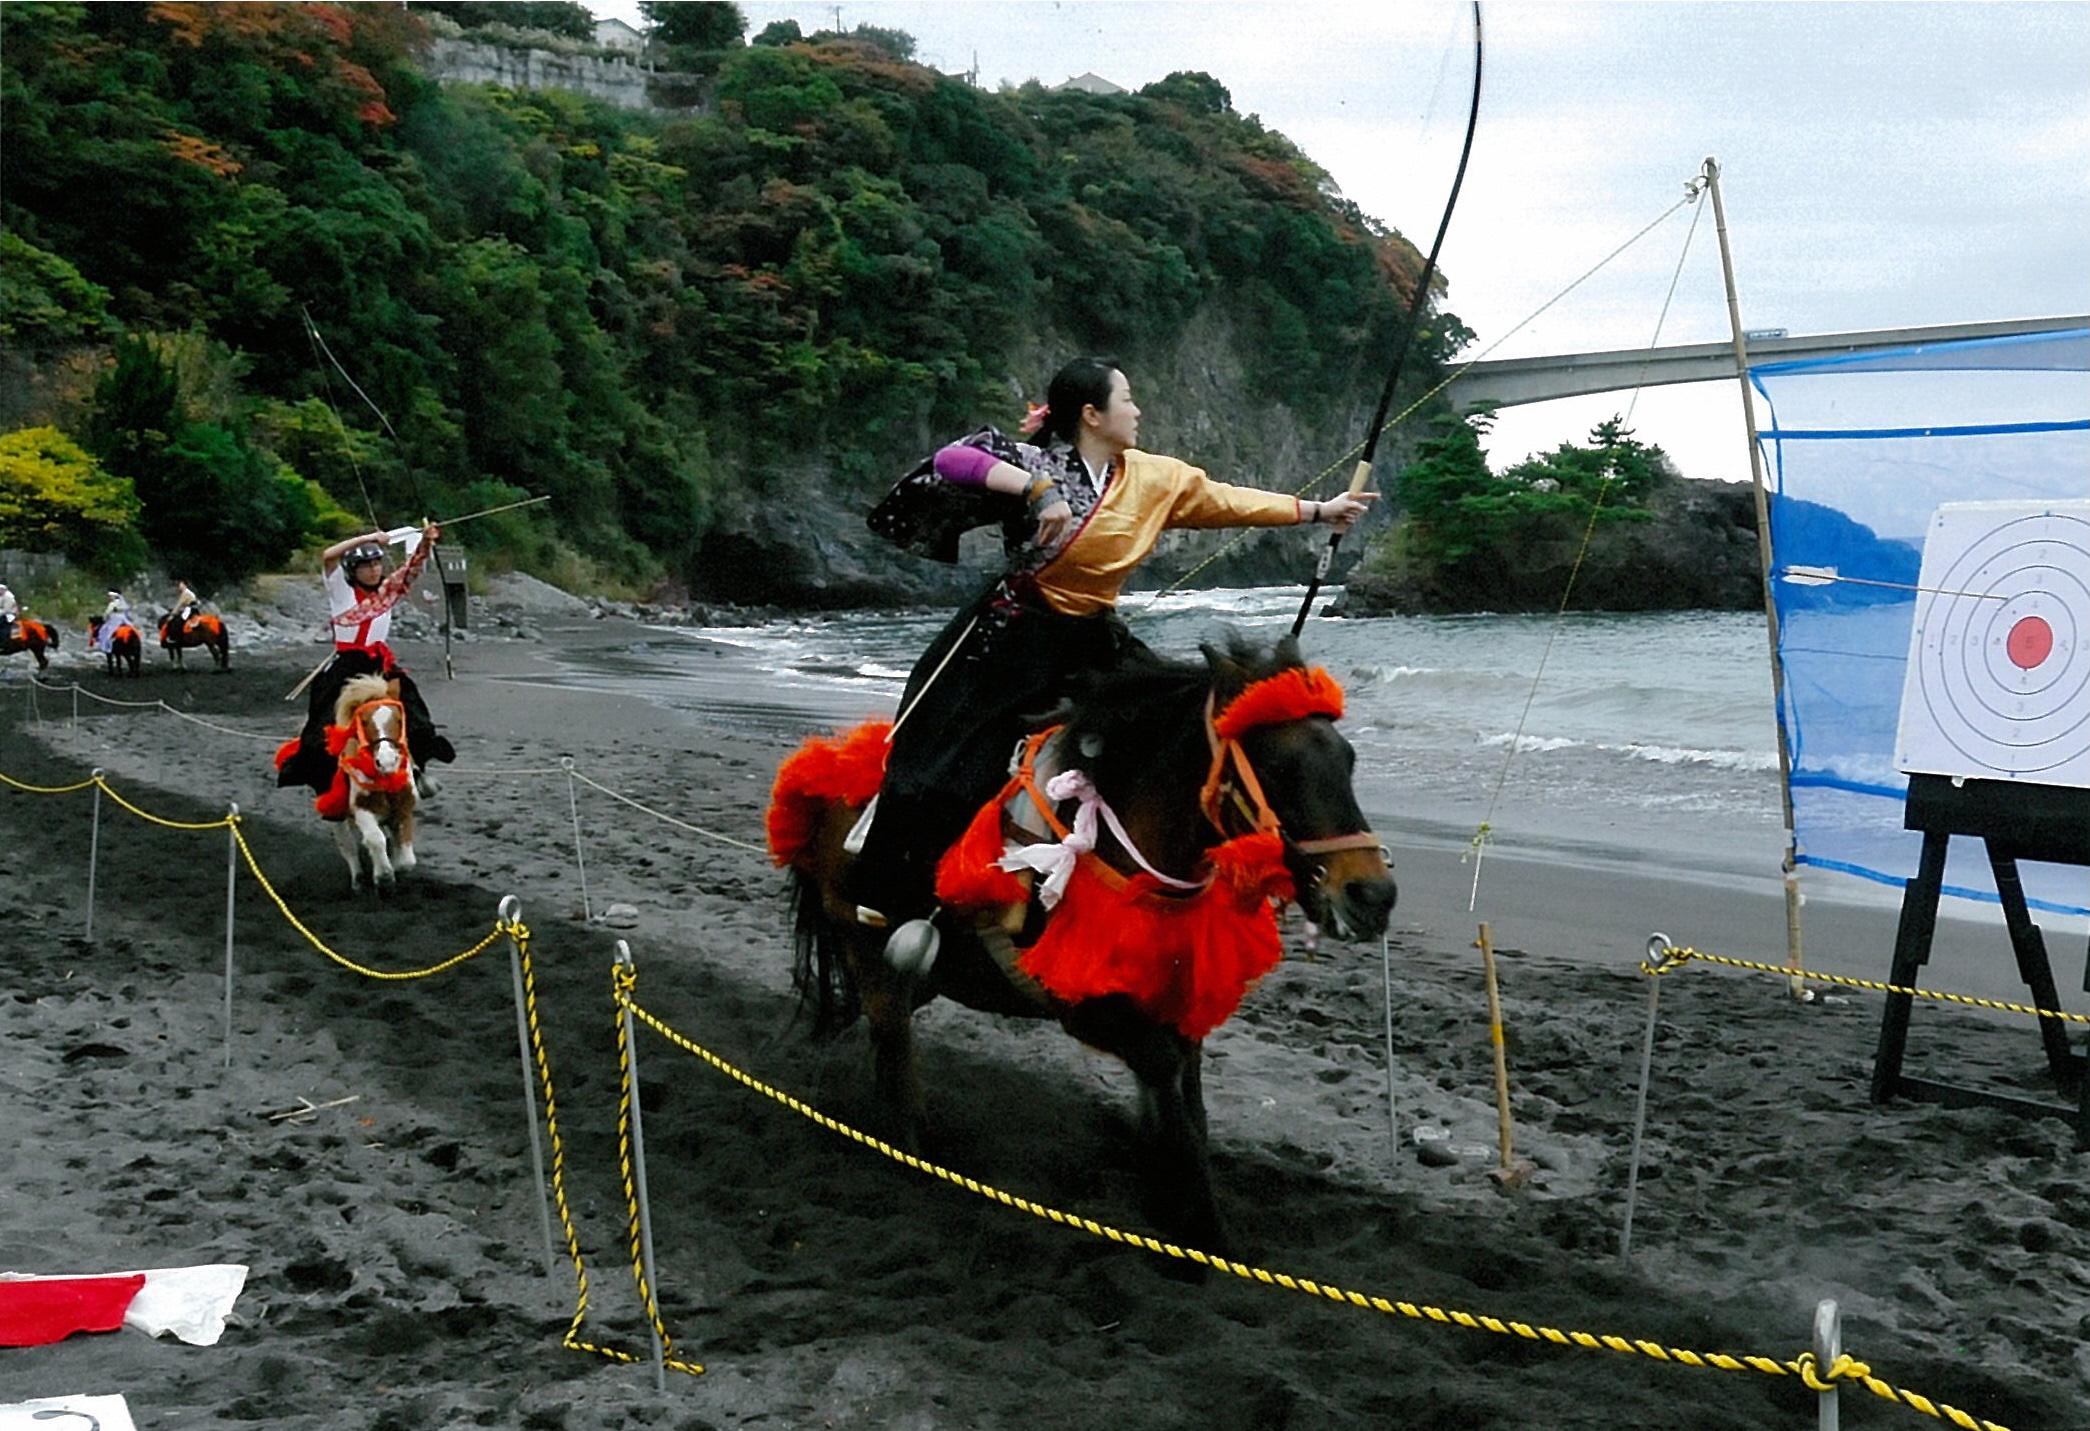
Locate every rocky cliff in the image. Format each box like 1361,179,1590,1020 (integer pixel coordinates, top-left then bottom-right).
1333,478,1765,616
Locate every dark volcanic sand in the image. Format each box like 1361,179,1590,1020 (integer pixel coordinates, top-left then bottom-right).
2,620,2085,1430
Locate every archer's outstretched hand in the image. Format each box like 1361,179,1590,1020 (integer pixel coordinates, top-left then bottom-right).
1318,491,1376,533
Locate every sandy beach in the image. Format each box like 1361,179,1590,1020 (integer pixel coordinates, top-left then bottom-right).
2,609,2085,1430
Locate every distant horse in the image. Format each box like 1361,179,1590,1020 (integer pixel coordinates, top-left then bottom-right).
87,615,142,677
1,617,58,670
319,673,418,891
770,634,1396,1253
159,612,230,672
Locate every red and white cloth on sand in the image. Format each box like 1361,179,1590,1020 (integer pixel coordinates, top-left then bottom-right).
0,1264,247,1347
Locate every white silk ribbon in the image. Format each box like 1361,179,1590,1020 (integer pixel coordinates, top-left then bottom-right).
997,769,1205,908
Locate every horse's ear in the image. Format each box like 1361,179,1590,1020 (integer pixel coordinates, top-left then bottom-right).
1273,632,1304,671
1200,640,1243,686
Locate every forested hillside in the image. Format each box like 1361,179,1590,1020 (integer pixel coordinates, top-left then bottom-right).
0,2,1456,600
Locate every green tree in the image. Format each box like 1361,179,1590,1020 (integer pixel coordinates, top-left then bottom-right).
0,231,113,351
1142,71,1232,115
88,336,313,588
639,1,745,49
0,425,147,574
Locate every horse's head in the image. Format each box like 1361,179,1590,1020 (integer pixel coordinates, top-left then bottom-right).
1201,633,1396,941
355,697,409,777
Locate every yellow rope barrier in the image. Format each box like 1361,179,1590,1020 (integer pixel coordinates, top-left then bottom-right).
611,962,697,1375
2,762,516,978
520,932,703,1376
614,966,2006,1430
0,768,99,795
1645,944,2090,1026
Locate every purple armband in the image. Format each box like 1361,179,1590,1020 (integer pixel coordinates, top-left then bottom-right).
932,444,1001,489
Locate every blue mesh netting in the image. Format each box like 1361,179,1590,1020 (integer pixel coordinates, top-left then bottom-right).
1751,328,2089,916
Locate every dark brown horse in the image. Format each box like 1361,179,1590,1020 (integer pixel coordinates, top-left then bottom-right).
87,615,142,676
1,617,58,670
159,612,230,672
771,634,1395,1253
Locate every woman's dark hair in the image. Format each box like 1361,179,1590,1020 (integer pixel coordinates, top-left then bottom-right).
1036,356,1122,447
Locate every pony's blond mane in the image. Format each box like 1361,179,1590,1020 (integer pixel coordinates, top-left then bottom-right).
334,673,393,727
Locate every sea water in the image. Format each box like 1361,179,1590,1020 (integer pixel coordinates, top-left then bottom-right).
568,587,1789,878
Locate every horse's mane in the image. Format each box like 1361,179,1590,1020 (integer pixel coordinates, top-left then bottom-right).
334,673,392,727
1060,630,1303,790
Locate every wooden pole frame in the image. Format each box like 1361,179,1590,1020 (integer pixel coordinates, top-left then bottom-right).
1702,156,1808,998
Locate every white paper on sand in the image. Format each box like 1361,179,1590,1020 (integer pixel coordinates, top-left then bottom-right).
0,1394,138,1430
0,1264,248,1347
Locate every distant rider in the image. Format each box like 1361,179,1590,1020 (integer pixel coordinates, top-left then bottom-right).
274,523,456,797
0,581,16,646
95,589,134,655
169,578,200,633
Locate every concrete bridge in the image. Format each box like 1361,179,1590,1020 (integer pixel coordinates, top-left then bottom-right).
1441,314,2089,411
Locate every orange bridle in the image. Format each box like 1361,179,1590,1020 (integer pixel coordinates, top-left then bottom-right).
343,698,412,792
1198,670,1382,860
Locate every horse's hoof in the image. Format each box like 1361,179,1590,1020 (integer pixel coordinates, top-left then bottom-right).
884,919,940,977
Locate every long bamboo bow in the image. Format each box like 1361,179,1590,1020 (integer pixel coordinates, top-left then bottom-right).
1292,2,1485,635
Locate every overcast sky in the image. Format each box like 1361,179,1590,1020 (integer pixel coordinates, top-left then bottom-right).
595,1,2090,485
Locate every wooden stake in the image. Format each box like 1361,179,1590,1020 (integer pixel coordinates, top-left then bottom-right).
1478,922,1535,1189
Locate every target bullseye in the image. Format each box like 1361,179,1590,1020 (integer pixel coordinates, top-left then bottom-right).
2006,615,2053,670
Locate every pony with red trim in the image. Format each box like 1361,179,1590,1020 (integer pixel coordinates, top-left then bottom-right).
769,633,1394,1253
281,673,418,891
87,615,142,677
159,611,230,672
1,617,59,671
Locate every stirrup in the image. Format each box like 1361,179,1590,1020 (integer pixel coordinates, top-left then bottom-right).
884,917,940,977
413,768,439,800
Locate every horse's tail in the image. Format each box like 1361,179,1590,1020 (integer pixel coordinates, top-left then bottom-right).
39,621,56,650
788,865,860,1041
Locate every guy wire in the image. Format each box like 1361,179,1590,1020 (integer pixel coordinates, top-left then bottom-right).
1135,191,1699,606
1465,179,1711,909
300,304,429,527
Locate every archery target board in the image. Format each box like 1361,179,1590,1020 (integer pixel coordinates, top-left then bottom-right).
1895,499,2089,786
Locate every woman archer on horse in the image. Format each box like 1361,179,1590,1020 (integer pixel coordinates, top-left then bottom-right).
275,523,456,799
845,356,1373,966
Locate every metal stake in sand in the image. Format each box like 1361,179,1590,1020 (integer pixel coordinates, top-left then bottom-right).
71,682,78,730
223,803,239,1069
615,940,667,1391
1476,923,1535,1188
1380,930,1400,1158
1813,1297,1842,1431
561,757,593,924
502,895,560,1283
1619,932,1668,1261
84,769,105,941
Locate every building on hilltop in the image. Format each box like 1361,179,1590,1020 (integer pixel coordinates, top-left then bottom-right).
593,16,645,53
1057,72,1126,95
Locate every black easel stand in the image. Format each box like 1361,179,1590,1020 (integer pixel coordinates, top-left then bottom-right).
1870,774,2090,1145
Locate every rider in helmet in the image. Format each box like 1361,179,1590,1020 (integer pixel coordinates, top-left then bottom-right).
0,581,16,647
274,523,456,797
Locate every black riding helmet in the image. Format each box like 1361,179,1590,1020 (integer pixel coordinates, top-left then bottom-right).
344,541,386,568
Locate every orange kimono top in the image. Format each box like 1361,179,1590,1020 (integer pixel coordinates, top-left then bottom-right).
1028,450,1301,617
